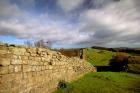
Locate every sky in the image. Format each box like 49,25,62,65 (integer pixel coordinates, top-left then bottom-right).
0,0,140,48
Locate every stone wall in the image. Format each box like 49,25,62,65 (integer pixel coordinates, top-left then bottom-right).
0,44,95,93
57,49,83,58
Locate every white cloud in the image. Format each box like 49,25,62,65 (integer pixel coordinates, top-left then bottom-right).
0,16,91,45
79,0,140,47
0,0,140,48
0,0,91,47
0,0,21,18
57,0,84,12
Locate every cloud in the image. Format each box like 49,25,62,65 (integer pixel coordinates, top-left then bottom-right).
0,0,140,48
57,0,84,12
79,0,140,47
0,0,92,47
0,0,22,18
0,15,90,45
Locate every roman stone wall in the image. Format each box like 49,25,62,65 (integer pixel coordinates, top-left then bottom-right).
0,44,96,93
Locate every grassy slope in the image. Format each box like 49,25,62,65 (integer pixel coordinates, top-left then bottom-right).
54,72,140,93
83,48,115,66
54,48,140,93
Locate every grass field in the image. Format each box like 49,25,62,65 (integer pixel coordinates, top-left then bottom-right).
54,48,140,93
83,48,115,66
54,72,140,93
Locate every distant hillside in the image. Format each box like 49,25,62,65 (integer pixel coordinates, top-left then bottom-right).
92,46,140,55
83,48,115,66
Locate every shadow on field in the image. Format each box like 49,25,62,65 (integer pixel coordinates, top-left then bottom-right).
95,66,125,72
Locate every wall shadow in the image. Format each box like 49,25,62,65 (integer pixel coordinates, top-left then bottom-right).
95,66,124,72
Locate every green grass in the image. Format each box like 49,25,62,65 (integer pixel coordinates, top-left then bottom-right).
54,72,140,93
84,48,115,66
54,48,140,93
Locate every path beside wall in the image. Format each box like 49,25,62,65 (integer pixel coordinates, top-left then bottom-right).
0,44,96,93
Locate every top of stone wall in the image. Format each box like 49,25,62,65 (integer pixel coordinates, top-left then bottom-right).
0,43,89,65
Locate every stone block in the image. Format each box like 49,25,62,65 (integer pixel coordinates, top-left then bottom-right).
28,56,34,60
34,57,41,61
39,62,43,65
44,62,48,65
10,48,26,55
48,65,53,70
0,53,12,58
41,57,45,62
14,65,21,72
11,59,22,65
23,65,31,72
12,55,18,59
8,65,14,73
36,66,40,71
24,53,30,56
26,48,36,53
22,72,28,79
21,56,28,60
31,66,36,71
0,66,9,74
30,53,36,57
22,60,28,65
0,49,9,54
29,60,39,65
0,58,10,66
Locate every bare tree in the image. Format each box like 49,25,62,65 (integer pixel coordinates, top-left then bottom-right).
45,41,52,48
24,41,33,47
34,39,46,48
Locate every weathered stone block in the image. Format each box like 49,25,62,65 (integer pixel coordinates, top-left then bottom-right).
26,48,36,53
39,62,44,65
11,59,22,65
48,65,53,69
41,66,45,70
0,53,12,58
30,53,36,57
0,66,9,74
21,56,28,60
37,66,41,71
30,66,35,71
24,53,30,56
14,65,21,72
29,60,39,65
22,72,28,79
44,62,48,65
22,60,28,65
23,65,31,72
37,48,46,52
41,57,45,62
0,49,9,54
28,56,34,60
10,48,26,55
35,57,41,61
0,58,10,66
12,55,18,59
8,65,14,73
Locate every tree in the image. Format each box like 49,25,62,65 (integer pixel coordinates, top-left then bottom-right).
24,41,33,47
34,39,46,48
109,52,129,71
45,41,52,48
